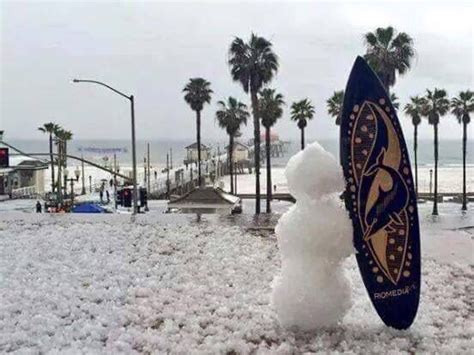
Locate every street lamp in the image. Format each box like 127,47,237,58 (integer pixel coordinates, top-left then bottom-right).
73,79,138,214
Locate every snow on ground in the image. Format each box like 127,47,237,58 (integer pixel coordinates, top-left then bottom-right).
0,207,472,353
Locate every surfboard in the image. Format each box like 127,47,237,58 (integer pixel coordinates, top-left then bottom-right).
340,56,421,329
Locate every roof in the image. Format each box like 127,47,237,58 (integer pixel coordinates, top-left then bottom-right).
9,155,49,170
225,141,249,150
168,186,240,209
185,142,210,150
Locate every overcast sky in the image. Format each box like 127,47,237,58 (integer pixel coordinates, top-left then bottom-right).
1,0,472,142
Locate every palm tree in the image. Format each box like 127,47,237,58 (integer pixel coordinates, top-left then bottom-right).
38,122,59,192
404,95,426,195
451,90,473,211
54,127,67,197
390,92,400,110
228,33,279,214
327,90,344,125
215,97,249,195
422,88,450,215
60,130,73,169
291,99,315,150
183,78,213,187
259,88,285,213
364,26,415,93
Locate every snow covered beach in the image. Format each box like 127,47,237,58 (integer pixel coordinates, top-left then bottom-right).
1,204,472,353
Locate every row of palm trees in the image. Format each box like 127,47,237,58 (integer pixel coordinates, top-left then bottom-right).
326,91,472,215
183,26,471,215
183,34,322,214
185,85,317,214
38,122,73,195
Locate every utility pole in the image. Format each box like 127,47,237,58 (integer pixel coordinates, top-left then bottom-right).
147,143,151,193
73,79,138,215
234,162,237,195
166,152,170,199
69,178,74,206
81,154,86,195
113,154,117,211
170,148,173,169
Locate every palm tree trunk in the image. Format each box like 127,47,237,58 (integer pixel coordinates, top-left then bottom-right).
300,127,305,150
414,124,418,196
251,90,261,214
433,123,439,216
462,122,467,211
229,135,234,194
49,133,55,192
196,110,202,187
265,126,271,213
64,141,68,168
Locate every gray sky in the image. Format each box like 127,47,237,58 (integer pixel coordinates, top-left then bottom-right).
1,0,473,141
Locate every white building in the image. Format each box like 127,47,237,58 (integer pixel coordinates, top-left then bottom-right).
184,143,211,165
0,153,48,197
226,141,249,162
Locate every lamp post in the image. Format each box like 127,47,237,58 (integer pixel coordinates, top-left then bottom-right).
429,169,433,201
73,79,138,214
81,155,86,195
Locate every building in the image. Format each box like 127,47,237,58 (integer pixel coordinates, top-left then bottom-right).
184,143,211,165
0,150,48,197
226,141,249,162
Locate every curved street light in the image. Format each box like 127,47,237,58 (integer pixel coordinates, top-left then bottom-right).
72,78,138,214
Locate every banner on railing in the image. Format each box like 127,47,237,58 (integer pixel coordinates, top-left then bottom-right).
77,147,128,155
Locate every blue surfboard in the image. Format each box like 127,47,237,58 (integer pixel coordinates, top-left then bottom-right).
340,57,421,329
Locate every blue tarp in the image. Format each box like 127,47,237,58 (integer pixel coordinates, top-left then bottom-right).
72,203,106,213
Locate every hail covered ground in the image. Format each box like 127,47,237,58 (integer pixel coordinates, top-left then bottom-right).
0,144,472,353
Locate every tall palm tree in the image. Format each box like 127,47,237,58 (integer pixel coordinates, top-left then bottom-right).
327,90,344,125
54,127,67,197
259,88,285,213
60,130,73,169
451,90,473,211
183,78,213,187
228,33,279,214
364,26,415,93
38,122,59,192
215,97,249,195
404,95,426,195
422,88,450,216
291,99,315,150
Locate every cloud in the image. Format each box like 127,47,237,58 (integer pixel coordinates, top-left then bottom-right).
1,0,472,141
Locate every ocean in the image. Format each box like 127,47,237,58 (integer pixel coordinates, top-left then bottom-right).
6,138,473,193
7,138,473,167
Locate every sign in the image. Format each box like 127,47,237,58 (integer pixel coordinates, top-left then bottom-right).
340,57,421,329
0,148,9,168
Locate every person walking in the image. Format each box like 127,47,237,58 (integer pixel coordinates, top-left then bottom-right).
106,190,110,204
36,200,42,213
99,182,105,203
